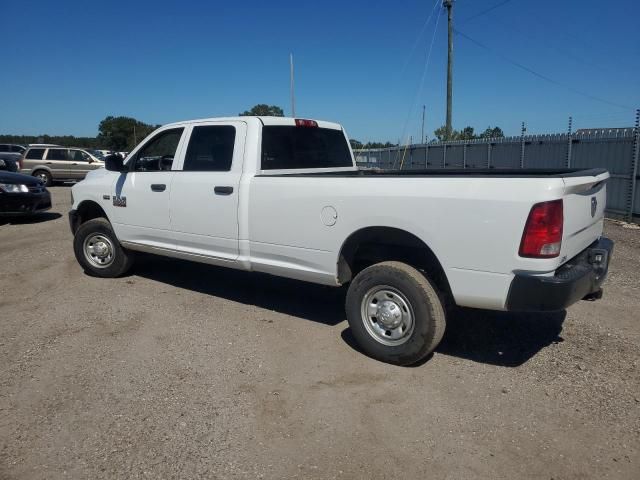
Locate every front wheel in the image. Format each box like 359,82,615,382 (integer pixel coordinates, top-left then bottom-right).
345,261,446,366
33,170,52,187
73,217,134,277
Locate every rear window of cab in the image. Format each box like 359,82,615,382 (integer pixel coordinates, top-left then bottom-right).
261,126,352,170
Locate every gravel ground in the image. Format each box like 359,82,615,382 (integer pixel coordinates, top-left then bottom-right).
1,186,638,479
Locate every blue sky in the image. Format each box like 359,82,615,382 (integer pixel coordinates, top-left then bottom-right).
1,0,638,142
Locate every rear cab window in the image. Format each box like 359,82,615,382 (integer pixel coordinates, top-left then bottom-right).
261,125,353,171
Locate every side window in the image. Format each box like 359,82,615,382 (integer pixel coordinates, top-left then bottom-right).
26,148,45,160
12,145,25,153
183,126,235,171
46,149,69,161
133,128,184,172
71,150,90,162
0,145,7,151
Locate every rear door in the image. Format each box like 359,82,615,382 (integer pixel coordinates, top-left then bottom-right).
169,121,246,260
44,148,74,178
109,127,186,248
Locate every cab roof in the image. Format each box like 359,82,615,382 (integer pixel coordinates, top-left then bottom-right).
164,116,343,131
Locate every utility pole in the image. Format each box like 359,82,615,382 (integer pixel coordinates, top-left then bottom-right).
290,53,296,117
443,0,454,140
421,105,426,144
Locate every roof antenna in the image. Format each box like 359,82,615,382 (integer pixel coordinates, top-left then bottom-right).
290,53,296,118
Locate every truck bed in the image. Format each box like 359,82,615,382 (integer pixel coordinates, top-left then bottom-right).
258,168,608,178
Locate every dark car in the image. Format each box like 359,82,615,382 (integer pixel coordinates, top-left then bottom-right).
0,153,22,172
0,170,52,216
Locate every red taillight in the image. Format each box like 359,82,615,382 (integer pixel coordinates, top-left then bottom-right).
519,199,563,258
295,119,318,127
19,156,24,170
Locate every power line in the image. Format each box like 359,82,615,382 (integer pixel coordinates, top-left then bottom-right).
461,0,516,23
454,28,634,110
396,0,442,81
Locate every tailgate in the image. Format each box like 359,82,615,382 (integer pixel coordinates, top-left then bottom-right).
561,170,609,262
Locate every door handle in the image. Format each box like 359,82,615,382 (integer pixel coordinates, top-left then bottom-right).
214,186,234,195
150,184,166,192
46,162,52,165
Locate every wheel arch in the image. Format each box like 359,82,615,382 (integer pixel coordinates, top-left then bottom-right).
71,200,110,234
337,226,452,299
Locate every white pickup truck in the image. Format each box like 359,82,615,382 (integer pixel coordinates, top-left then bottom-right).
69,116,613,365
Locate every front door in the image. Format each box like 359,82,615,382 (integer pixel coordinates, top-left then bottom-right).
68,149,97,179
109,127,186,248
170,121,245,261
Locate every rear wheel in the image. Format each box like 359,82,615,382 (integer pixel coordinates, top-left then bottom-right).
73,217,134,277
345,261,446,366
33,170,52,186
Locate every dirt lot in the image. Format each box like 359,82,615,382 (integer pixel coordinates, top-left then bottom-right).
1,186,639,479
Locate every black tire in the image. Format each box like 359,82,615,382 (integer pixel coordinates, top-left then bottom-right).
345,261,446,366
33,170,52,187
73,217,134,278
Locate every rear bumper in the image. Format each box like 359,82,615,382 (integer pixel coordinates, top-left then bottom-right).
0,191,51,216
506,236,614,311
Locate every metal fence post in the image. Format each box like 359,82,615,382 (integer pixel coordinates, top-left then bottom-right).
628,109,640,221
425,144,429,168
463,143,467,169
443,144,447,168
566,116,573,168
487,143,491,168
520,121,526,168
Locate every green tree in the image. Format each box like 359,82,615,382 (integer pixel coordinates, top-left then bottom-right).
479,126,505,139
349,139,363,149
97,116,158,151
239,104,284,117
459,126,475,140
434,125,460,141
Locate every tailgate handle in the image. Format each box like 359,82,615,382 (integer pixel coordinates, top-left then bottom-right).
214,186,233,195
150,184,166,192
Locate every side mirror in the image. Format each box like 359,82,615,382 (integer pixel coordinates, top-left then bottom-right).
105,154,126,172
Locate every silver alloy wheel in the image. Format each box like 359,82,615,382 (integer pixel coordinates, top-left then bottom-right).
360,286,415,346
83,234,115,268
35,171,49,183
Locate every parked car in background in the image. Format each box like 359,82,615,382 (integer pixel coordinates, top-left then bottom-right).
0,153,22,172
0,144,26,155
0,170,51,216
93,149,114,158
21,146,104,186
88,150,106,161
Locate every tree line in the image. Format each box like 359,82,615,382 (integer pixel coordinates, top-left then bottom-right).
0,105,506,152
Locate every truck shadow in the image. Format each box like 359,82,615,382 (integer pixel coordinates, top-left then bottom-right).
341,308,565,368
133,255,347,327
0,212,62,226
434,307,566,367
134,255,565,367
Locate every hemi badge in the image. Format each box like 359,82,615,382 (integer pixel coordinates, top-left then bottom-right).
103,195,111,200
